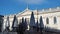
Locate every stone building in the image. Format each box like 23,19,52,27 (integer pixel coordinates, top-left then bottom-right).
3,7,60,32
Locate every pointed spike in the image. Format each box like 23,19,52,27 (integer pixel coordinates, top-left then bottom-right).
57,7,59,9
49,8,51,11
42,9,44,11
26,4,29,10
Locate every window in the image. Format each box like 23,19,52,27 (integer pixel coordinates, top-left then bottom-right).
54,17,57,24
46,17,49,24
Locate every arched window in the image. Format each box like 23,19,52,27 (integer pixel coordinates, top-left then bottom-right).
46,17,49,24
54,17,57,24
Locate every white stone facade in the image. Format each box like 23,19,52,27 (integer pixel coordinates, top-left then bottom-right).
3,7,60,31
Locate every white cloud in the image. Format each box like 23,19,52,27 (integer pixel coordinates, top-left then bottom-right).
16,0,47,4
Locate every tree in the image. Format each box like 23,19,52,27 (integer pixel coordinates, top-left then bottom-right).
39,16,44,34
24,18,28,30
30,12,35,29
0,15,4,32
12,15,18,32
17,18,27,34
36,20,39,31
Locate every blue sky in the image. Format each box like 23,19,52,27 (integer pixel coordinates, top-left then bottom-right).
0,0,60,15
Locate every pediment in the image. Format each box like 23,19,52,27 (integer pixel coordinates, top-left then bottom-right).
17,10,32,17
16,9,40,17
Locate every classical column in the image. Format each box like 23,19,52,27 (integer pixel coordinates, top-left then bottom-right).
5,16,10,32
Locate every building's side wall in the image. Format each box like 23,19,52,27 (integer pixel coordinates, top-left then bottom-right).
40,11,60,30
